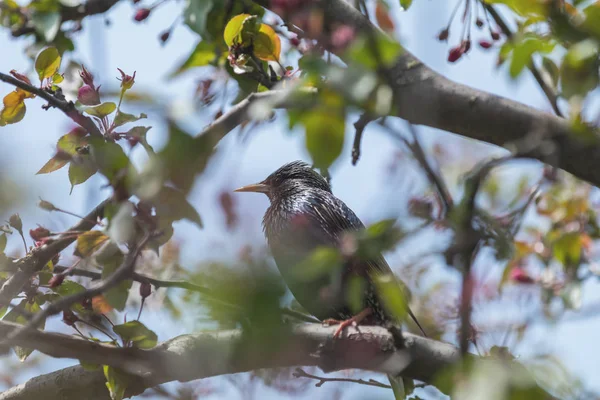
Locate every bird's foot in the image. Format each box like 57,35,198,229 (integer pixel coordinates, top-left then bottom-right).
323,308,373,339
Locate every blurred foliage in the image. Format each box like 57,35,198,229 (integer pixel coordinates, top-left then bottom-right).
1,0,600,399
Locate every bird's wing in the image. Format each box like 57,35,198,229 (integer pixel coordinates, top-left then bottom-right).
300,191,395,277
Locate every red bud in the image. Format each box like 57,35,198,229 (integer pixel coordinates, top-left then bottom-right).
510,267,535,284
134,8,151,22
159,30,170,44
475,19,484,28
30,226,50,241
63,309,79,326
437,28,449,41
447,46,463,63
77,85,100,105
491,31,500,41
479,40,493,49
139,282,152,298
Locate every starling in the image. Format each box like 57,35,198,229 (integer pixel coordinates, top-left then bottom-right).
235,160,424,337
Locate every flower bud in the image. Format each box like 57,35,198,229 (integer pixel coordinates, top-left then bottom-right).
77,84,100,105
139,282,152,298
30,226,51,241
134,8,151,22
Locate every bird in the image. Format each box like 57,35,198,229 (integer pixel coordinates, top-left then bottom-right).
234,160,425,338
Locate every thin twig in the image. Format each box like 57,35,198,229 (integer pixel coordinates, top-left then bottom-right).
0,234,150,347
52,264,321,323
352,112,376,165
0,72,103,137
483,4,563,117
293,368,392,389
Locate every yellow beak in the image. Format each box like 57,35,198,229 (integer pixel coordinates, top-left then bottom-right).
234,182,270,194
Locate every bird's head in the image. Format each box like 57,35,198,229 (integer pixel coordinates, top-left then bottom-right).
234,160,331,200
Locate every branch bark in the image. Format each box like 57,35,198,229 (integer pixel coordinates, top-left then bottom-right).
255,0,599,188
0,322,461,400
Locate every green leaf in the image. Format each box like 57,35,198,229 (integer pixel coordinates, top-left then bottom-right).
373,274,408,324
292,247,342,282
153,186,203,228
3,300,45,361
170,41,218,77
31,11,61,42
103,366,128,400
486,0,548,19
0,91,26,125
113,111,147,128
34,47,61,81
75,231,109,258
0,233,6,253
68,160,98,192
508,34,556,78
57,131,88,155
37,155,68,174
346,35,402,69
183,0,214,38
89,139,131,182
79,360,101,371
224,14,253,46
560,39,600,98
553,232,582,267
399,0,412,10
542,57,560,88
113,321,158,349
253,23,281,61
52,280,86,296
98,246,131,311
81,102,116,118
0,305,7,319
303,109,345,169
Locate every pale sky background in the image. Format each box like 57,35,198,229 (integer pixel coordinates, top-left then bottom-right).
1,1,600,399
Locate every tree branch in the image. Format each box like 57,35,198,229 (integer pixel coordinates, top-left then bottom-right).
255,0,600,189
9,0,120,37
293,367,392,389
0,322,550,400
51,264,321,323
0,72,103,137
0,198,110,309
0,233,150,347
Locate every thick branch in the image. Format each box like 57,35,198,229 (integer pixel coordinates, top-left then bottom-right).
0,199,109,309
256,0,600,188
10,0,120,37
0,322,460,400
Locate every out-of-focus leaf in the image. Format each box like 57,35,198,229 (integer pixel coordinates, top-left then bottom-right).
560,39,599,98
486,0,548,19
152,186,203,228
553,232,582,267
3,299,45,361
292,246,342,282
113,320,158,349
373,274,407,323
92,295,113,314
171,41,219,77
254,23,281,61
32,11,61,42
508,34,556,78
104,366,128,400
97,245,131,311
0,233,6,253
542,56,560,87
561,282,582,310
183,0,214,38
89,139,131,182
34,47,61,80
52,280,86,296
400,0,413,10
346,35,402,69
375,1,395,32
75,231,109,258
303,109,345,169
107,202,135,244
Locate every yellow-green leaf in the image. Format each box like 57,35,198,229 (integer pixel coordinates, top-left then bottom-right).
113,111,147,128
104,366,128,400
75,231,109,258
68,160,97,192
113,321,158,349
254,23,281,61
170,41,218,77
304,110,345,169
224,14,257,46
34,47,61,81
0,91,26,125
400,0,412,10
37,155,68,174
81,102,116,118
52,73,64,83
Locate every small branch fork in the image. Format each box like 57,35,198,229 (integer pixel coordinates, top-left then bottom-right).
0,234,151,348
0,71,103,137
293,368,392,389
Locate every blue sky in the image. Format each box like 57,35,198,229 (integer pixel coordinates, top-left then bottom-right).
1,1,599,398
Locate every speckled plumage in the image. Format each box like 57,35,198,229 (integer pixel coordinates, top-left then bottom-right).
252,161,419,331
